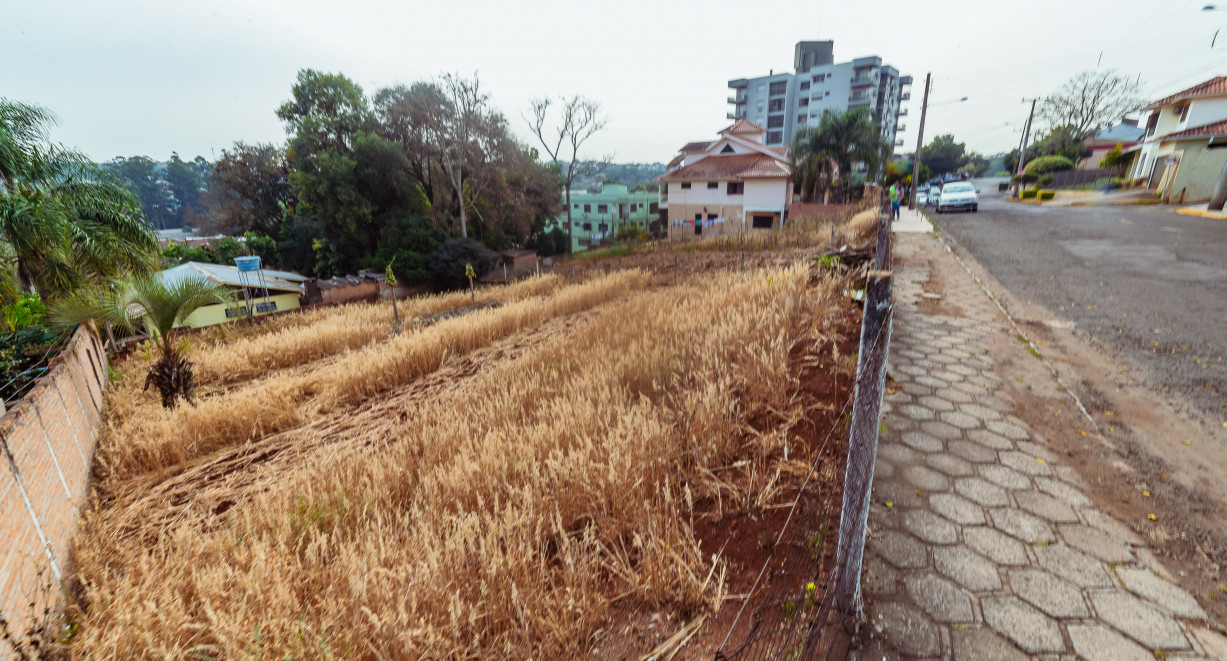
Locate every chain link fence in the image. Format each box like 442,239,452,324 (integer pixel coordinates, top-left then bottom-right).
715,193,894,660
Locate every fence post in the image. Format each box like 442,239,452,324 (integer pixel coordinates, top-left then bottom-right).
832,203,894,616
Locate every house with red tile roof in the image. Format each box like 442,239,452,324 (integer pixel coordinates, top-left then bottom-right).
1126,76,1227,201
653,120,792,241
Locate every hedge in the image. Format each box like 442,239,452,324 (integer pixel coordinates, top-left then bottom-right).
1037,190,1056,200
1024,155,1075,176
1020,190,1038,199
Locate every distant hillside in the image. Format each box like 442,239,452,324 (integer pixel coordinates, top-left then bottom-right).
560,161,668,191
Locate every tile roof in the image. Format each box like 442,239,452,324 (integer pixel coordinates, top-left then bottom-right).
680,140,713,152
719,118,767,135
764,146,789,157
654,153,790,182
1146,76,1227,109
1159,118,1227,141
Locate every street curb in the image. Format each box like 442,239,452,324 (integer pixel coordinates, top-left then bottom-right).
920,210,1100,431
1175,207,1227,220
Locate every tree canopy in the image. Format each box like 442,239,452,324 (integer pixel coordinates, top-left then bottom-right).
1040,71,1146,141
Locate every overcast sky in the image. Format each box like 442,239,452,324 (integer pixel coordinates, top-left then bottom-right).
5,0,1224,164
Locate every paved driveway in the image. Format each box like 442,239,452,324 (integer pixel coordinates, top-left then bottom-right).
931,184,1227,418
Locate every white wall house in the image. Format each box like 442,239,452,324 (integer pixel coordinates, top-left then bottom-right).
654,120,791,241
1127,76,1227,188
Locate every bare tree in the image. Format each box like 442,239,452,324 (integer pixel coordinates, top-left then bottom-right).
526,96,607,252
1039,71,1147,140
429,72,500,239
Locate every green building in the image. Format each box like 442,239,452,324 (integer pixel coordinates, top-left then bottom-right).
548,184,660,252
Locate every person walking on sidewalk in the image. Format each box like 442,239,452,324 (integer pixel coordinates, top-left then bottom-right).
889,183,902,221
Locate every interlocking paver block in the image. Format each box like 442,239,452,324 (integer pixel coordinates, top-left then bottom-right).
878,442,921,465
900,431,943,452
998,451,1052,477
873,529,928,568
920,420,963,440
1008,568,1088,618
981,596,1065,653
926,453,975,477
990,508,1056,544
1034,476,1092,507
930,493,985,525
873,602,941,657
1068,624,1155,661
967,429,1014,450
903,465,950,492
899,403,936,421
954,477,1010,507
1033,545,1115,588
963,526,1028,565
958,402,1002,421
917,395,956,411
1014,440,1059,463
864,555,902,595
948,440,998,463
934,546,1002,591
903,509,959,545
941,410,983,430
1083,509,1146,546
875,458,896,480
1116,568,1207,619
1058,524,1134,563
1090,591,1190,650
978,464,1032,491
1013,491,1079,523
986,420,1029,440
951,626,1029,661
905,572,974,623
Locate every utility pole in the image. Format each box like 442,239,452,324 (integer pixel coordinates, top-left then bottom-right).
909,73,932,210
1014,99,1037,197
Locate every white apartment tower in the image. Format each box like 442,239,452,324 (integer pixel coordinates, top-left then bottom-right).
728,40,911,150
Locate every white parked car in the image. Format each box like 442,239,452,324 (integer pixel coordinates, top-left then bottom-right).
936,182,978,213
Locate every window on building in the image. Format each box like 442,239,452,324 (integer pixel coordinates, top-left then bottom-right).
694,213,703,235
752,215,774,229
680,182,691,189
825,91,831,97
768,98,785,112
800,81,810,91
598,223,608,232
573,204,579,209
707,214,717,221
727,182,743,195
769,81,787,96
767,115,784,128
649,202,658,213
799,98,809,107
813,74,826,83
720,144,735,154
1177,105,1190,122
798,115,807,124
583,204,591,213
707,181,718,189
766,130,783,144
1146,112,1158,136
582,222,592,231
597,204,608,213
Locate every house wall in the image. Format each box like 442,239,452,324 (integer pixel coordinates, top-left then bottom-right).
743,179,789,213
180,292,302,328
1166,141,1227,203
1182,97,1227,130
0,325,106,646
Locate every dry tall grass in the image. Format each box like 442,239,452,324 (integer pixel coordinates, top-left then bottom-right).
193,275,564,387
96,271,648,482
68,263,844,658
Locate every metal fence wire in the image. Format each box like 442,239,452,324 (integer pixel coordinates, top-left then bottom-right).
715,192,894,661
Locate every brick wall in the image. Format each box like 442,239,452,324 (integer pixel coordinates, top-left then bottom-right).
0,325,106,642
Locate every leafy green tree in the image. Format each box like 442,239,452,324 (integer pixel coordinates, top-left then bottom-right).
792,108,887,202
201,142,293,236
1024,155,1074,177
1,100,159,302
1031,125,1091,164
1040,71,1146,141
165,152,207,219
107,155,176,228
51,273,232,407
428,237,495,288
920,134,967,176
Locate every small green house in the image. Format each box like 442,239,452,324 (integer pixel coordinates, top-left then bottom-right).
548,185,660,252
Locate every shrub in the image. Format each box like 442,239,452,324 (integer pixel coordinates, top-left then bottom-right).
1020,190,1038,199
1024,155,1075,177
1037,174,1055,188
1038,190,1056,201
428,237,497,289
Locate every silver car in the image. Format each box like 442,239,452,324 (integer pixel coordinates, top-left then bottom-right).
936,182,978,213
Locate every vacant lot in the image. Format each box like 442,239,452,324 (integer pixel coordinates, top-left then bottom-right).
57,208,875,658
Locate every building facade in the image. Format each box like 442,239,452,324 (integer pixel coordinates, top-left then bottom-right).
1127,76,1227,193
728,40,910,150
548,184,659,252
655,119,791,241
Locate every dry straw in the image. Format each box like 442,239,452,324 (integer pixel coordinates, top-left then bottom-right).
67,259,847,659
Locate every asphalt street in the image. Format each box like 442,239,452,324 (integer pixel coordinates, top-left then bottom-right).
929,180,1227,419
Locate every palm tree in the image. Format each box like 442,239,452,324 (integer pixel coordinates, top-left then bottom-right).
790,131,836,204
51,274,233,408
792,108,889,203
0,100,159,304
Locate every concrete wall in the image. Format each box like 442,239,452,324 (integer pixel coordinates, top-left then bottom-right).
1166,141,1227,203
0,325,107,644
744,179,789,213
180,292,302,328
1182,97,1227,131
